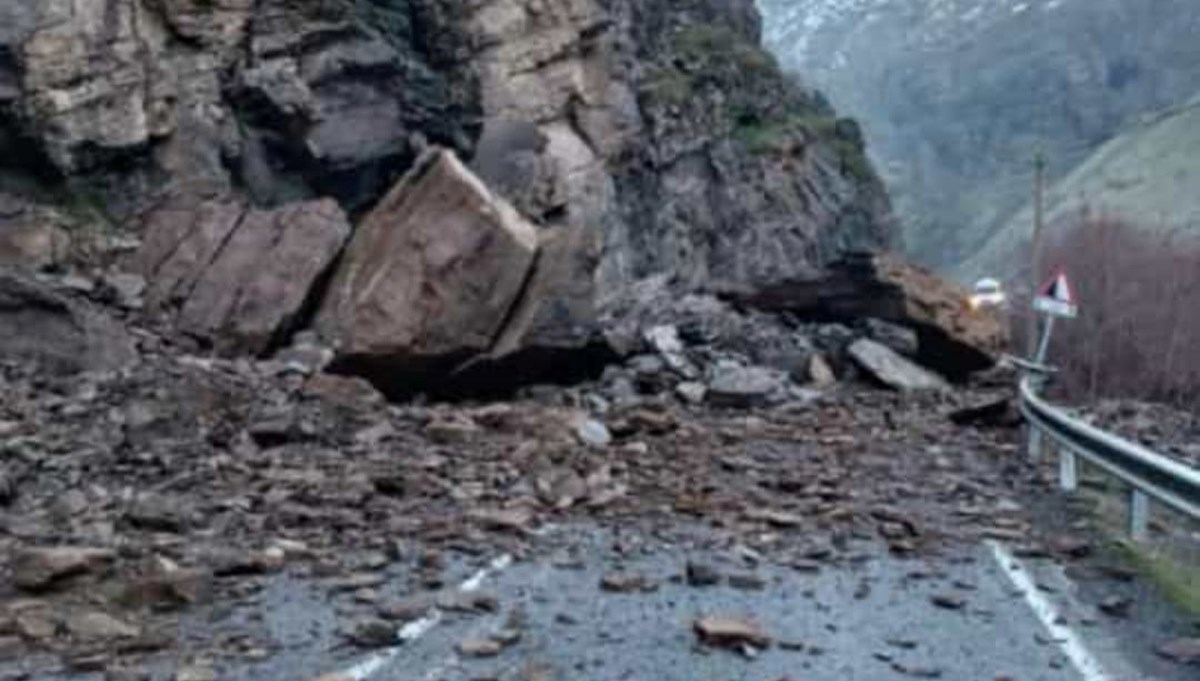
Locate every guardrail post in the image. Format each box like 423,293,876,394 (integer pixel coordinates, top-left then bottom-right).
1129,489,1149,541
1027,427,1043,463
1058,447,1077,492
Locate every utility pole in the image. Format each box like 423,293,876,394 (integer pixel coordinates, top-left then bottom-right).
1026,151,1046,358
1026,151,1047,462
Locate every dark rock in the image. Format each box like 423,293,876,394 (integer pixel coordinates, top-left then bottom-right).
1098,595,1132,618
347,618,396,648
864,318,919,358
0,271,137,374
125,494,188,533
686,562,722,587
706,363,789,408
930,594,966,610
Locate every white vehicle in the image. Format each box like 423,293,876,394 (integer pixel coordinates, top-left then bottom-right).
969,277,1007,310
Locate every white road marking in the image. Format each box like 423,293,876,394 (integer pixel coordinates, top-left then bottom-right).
987,540,1112,681
336,553,513,681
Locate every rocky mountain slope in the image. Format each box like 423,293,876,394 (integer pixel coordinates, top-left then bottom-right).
758,0,1200,274
0,0,894,392
967,95,1200,276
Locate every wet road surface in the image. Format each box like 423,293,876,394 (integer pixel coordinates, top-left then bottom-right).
17,523,1189,681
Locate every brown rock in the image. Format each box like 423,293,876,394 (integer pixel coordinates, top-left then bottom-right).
141,197,350,355
457,637,503,658
14,607,57,641
0,220,70,268
302,373,385,408
425,416,483,444
1156,638,1200,665
316,149,538,377
694,615,772,649
116,557,209,610
600,573,656,593
12,546,115,591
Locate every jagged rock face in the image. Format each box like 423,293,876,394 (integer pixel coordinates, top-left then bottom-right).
0,0,891,384
758,0,1200,273
0,0,479,215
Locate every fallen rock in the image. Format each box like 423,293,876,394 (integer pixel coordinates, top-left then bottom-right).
744,508,805,528
347,618,395,648
675,381,707,405
125,494,188,533
865,318,919,358
425,416,482,444
141,197,351,355
849,339,948,391
575,417,612,449
64,611,140,642
685,562,722,587
205,547,285,576
725,253,1005,378
600,573,656,593
12,546,115,591
316,149,539,390
930,594,966,610
0,271,136,374
1156,638,1200,665
457,637,504,658
807,354,837,387
1097,595,1132,618
174,664,218,681
116,557,209,609
694,615,772,649
706,364,789,408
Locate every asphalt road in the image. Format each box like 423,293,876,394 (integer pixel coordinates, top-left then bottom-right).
20,523,1190,681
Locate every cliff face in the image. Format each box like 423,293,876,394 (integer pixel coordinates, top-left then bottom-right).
758,0,1200,274
0,0,890,294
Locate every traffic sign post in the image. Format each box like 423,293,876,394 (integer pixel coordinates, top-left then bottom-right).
1027,270,1078,463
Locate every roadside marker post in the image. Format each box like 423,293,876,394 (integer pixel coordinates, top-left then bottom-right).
1027,271,1078,465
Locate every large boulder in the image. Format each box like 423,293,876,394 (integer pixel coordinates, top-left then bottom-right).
723,253,1006,379
140,197,350,355
0,269,137,374
316,149,540,390
848,339,948,392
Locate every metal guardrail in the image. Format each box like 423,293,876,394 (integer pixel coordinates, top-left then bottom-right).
1019,376,1200,540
